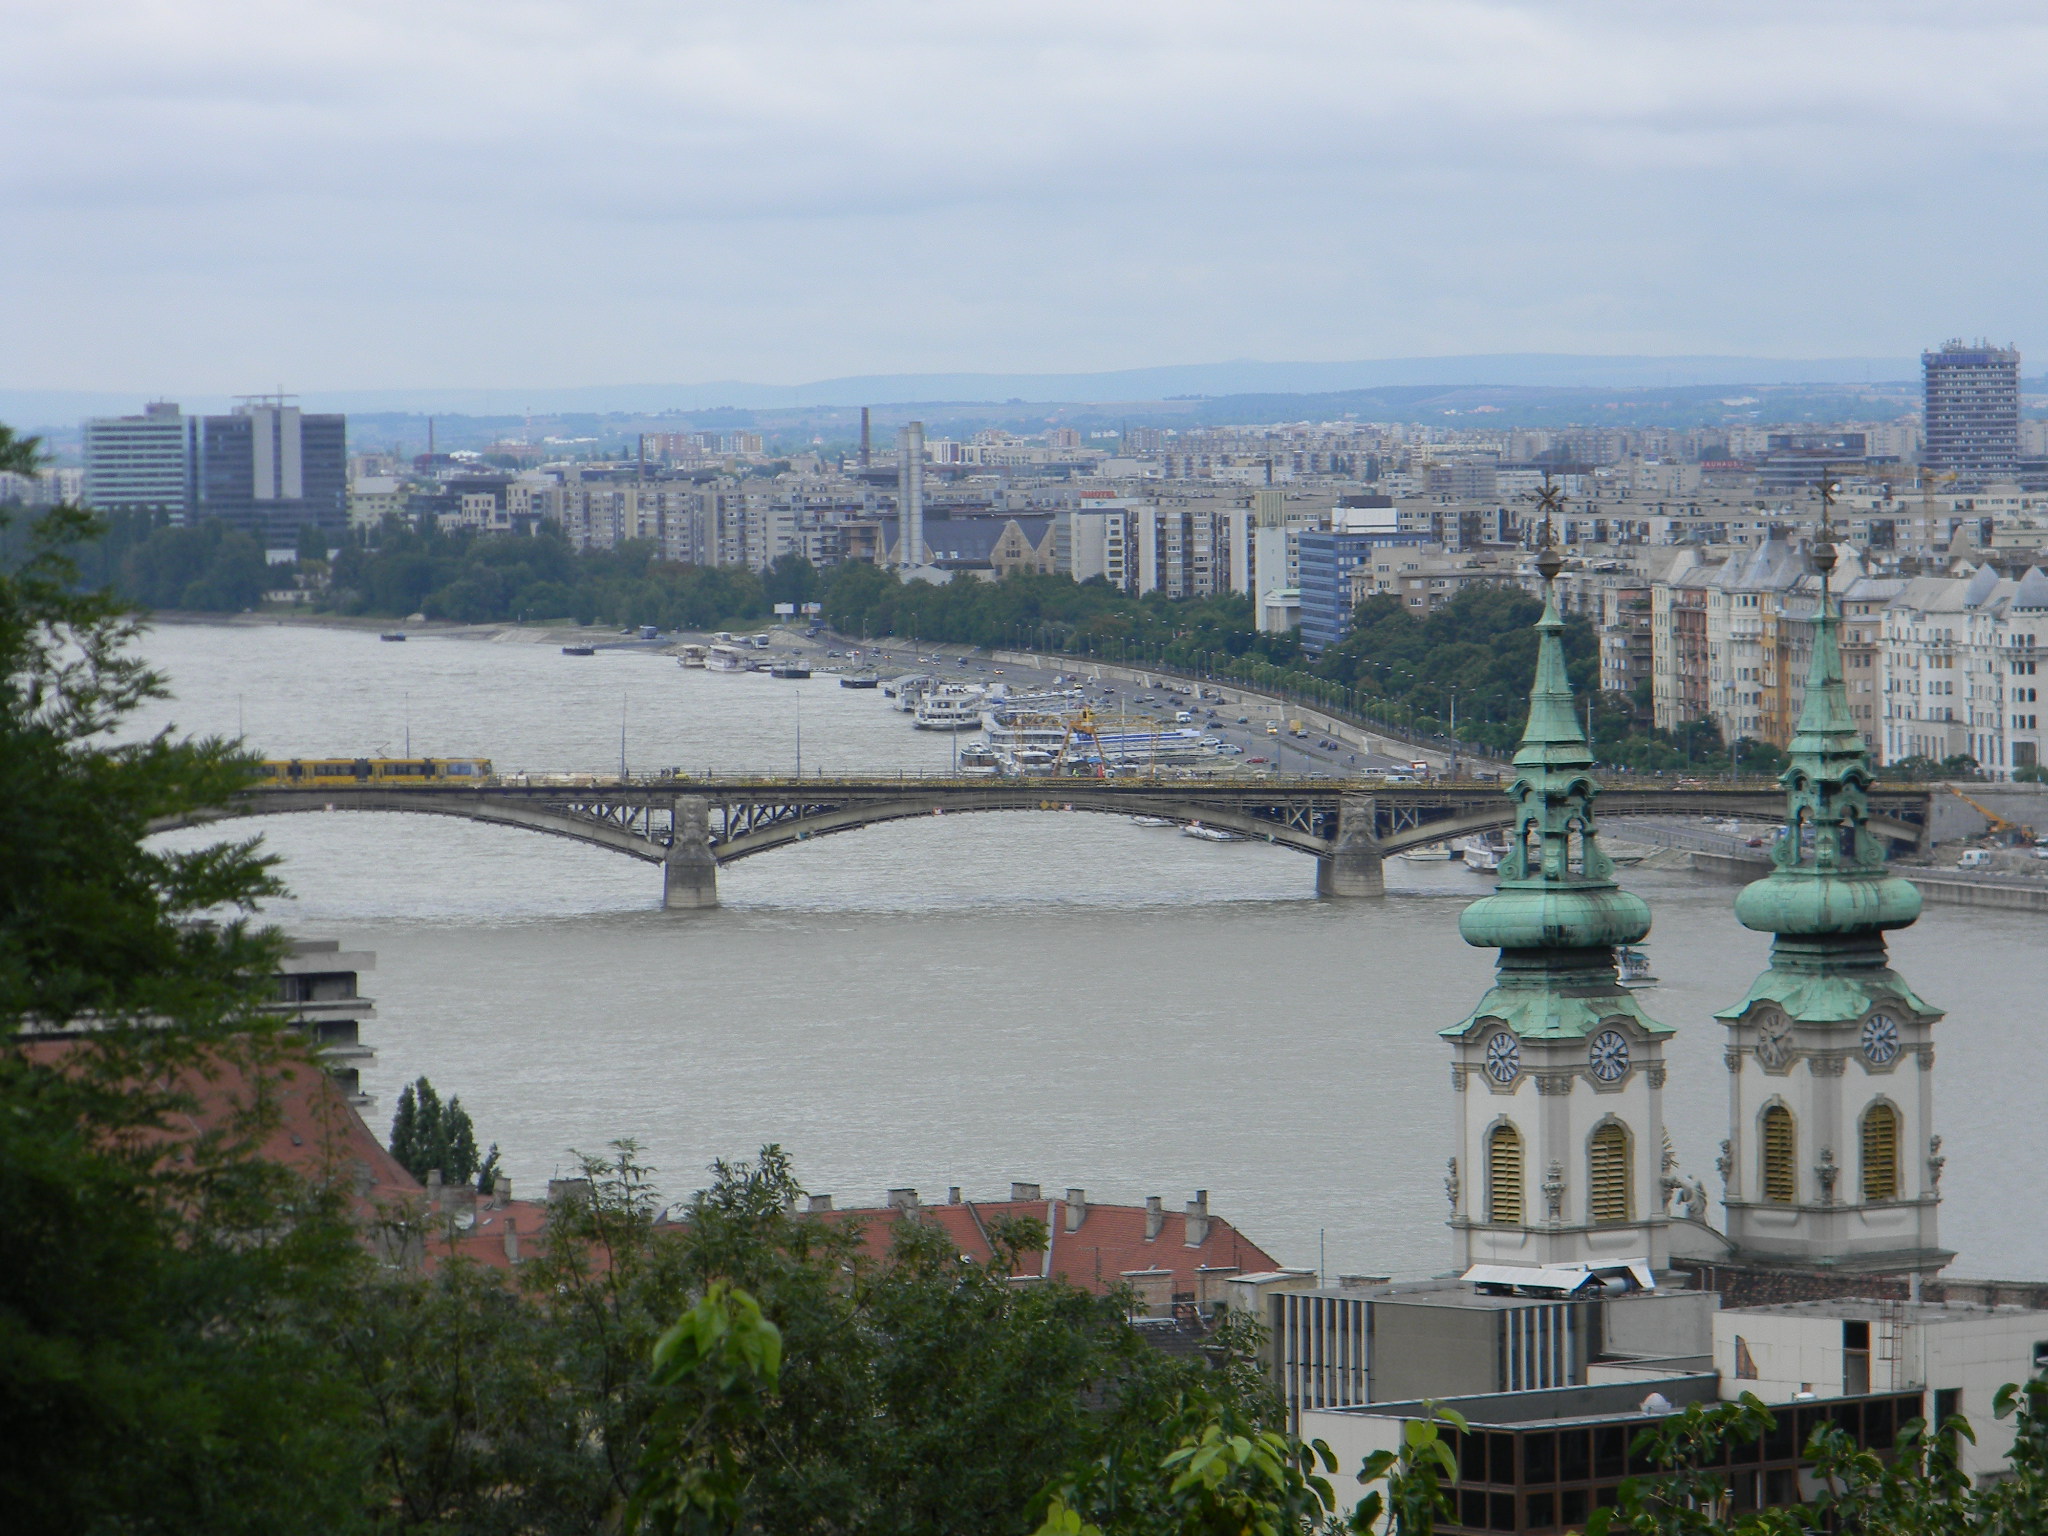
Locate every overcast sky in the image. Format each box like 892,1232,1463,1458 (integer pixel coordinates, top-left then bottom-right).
8,0,2048,395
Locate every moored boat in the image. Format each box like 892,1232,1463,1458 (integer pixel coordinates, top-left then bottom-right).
769,663,812,679
839,671,880,688
561,645,595,656
1618,946,1659,988
1180,822,1239,843
380,632,407,642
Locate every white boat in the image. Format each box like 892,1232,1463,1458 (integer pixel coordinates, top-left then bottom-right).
1618,947,1659,988
1130,815,1178,828
1400,844,1459,862
889,673,934,710
1181,822,1238,843
955,743,1000,777
706,644,754,673
1460,835,1503,873
677,644,708,668
914,684,988,730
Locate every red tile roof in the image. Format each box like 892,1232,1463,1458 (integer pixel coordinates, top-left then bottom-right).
813,1197,1281,1297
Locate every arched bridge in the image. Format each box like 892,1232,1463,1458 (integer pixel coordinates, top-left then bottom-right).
153,776,1934,910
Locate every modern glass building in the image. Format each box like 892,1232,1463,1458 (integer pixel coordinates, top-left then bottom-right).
1295,526,1428,654
195,403,349,544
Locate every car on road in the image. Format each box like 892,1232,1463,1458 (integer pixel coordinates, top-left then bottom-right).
1247,755,1268,764
1236,716,1249,724
1217,745,1244,755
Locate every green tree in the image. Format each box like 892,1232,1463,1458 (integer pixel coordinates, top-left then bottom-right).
388,1074,487,1183
0,426,373,1534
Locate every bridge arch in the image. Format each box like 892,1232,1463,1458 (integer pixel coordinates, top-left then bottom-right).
152,780,1930,911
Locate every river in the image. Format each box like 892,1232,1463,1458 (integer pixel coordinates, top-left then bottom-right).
134,620,2048,1282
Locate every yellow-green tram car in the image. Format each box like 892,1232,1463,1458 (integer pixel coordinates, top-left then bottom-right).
255,757,493,787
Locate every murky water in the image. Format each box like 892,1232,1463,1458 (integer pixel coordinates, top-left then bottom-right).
134,621,2048,1281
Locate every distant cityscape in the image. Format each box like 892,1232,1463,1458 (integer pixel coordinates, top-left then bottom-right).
5,341,2045,778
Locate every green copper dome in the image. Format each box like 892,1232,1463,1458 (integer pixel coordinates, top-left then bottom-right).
1459,590,1652,956
1448,579,1667,1042
1731,572,1921,940
1716,546,1929,1028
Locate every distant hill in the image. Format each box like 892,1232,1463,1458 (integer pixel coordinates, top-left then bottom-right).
0,353,1932,430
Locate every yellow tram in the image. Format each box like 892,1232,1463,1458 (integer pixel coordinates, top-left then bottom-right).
254,757,494,787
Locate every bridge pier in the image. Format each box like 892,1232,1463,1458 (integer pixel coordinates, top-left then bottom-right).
662,798,719,910
1317,795,1384,898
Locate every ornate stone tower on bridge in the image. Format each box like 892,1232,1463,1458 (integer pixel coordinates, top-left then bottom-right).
1714,532,1947,1275
1443,545,1674,1270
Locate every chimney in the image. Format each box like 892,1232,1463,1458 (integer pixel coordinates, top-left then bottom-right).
807,1194,834,1213
1010,1181,1041,1202
1184,1190,1210,1248
547,1177,592,1207
426,1168,443,1207
948,1186,963,1205
1064,1188,1087,1233
1145,1195,1165,1241
503,1214,519,1263
493,1172,511,1207
885,1187,919,1211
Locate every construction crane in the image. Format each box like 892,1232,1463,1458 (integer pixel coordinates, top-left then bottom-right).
1946,783,2033,845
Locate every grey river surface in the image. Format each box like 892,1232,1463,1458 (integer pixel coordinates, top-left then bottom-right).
136,621,2048,1282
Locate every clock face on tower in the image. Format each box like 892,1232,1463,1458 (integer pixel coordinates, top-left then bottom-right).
1861,1013,1901,1066
1756,1016,1793,1070
1484,1032,1521,1084
1588,1029,1631,1082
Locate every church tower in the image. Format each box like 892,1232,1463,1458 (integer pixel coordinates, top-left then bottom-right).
1444,541,1674,1270
1715,532,1947,1274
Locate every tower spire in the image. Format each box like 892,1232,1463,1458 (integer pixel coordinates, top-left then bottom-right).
1713,481,1944,1275
1440,502,1675,1270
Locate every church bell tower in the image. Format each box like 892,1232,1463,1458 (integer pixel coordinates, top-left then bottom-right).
1444,535,1674,1270
1715,530,1947,1274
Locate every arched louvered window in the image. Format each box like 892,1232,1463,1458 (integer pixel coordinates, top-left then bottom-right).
1486,1123,1524,1225
1761,1105,1797,1204
1589,1122,1631,1223
1861,1103,1900,1202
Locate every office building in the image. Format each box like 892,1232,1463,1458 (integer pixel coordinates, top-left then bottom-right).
195,400,348,544
1922,341,2020,489
84,397,348,542
82,401,194,517
1296,509,1429,654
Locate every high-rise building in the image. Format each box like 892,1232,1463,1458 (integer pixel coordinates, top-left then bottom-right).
194,400,348,544
1922,340,2020,488
81,396,348,543
82,401,194,518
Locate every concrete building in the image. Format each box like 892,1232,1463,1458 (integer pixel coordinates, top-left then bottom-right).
1881,566,2048,774
264,938,378,1109
82,401,193,517
1297,517,1430,653
1923,341,2021,489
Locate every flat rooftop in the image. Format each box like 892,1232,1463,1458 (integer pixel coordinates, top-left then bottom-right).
1316,1375,1721,1430
1729,1297,2048,1324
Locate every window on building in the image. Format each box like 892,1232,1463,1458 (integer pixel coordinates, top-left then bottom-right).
1861,1103,1900,1202
1761,1105,1797,1204
1487,1122,1525,1224
1589,1123,1631,1223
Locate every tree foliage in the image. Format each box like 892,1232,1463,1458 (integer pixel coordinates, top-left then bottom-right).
387,1074,489,1186
0,441,373,1534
